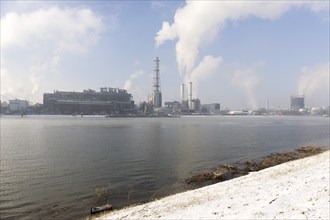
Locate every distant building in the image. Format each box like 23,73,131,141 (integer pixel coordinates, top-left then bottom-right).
154,107,172,116
191,98,201,112
310,107,323,115
181,100,189,112
43,87,134,114
1,101,9,114
165,101,182,111
164,99,202,114
291,95,304,111
202,103,221,114
8,99,29,113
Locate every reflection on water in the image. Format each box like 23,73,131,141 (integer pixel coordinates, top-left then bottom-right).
0,115,329,219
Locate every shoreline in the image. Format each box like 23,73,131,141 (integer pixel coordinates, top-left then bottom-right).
94,150,329,219
186,146,327,185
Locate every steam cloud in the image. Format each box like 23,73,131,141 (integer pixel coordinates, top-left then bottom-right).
232,68,261,110
297,62,329,98
1,6,105,102
123,70,144,91
155,1,328,108
188,56,222,98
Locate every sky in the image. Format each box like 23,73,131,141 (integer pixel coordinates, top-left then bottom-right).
1,0,329,109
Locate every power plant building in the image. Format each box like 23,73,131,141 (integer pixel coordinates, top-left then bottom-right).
202,103,220,114
291,95,304,111
8,99,29,113
43,88,134,114
191,98,201,112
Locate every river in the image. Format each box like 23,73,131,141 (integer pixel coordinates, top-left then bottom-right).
0,115,329,219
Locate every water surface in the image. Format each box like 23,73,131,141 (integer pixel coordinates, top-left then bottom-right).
1,115,329,219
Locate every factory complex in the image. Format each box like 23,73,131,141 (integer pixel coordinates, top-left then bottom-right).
39,57,219,116
0,57,329,117
30,57,210,116
43,88,134,115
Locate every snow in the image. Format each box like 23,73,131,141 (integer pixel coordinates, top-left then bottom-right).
97,151,330,219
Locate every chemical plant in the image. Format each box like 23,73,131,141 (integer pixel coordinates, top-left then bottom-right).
0,57,329,117
141,57,220,116
43,57,220,116
43,88,134,115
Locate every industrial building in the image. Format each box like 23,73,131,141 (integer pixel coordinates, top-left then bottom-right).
291,95,305,111
183,82,202,113
8,99,29,113
202,103,221,114
43,87,134,114
164,101,183,114
190,98,201,112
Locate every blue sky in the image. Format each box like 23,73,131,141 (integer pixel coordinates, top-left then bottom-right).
1,1,329,109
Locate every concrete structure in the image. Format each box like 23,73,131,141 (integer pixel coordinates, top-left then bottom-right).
181,100,189,112
165,101,185,114
191,98,201,112
43,88,134,114
152,57,162,108
188,82,193,110
154,107,172,116
181,84,185,103
202,103,221,114
8,99,29,113
1,101,8,114
291,95,305,111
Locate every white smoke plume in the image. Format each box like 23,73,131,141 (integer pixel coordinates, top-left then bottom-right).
187,55,222,98
231,67,261,110
123,70,145,102
1,6,105,102
297,62,329,98
123,70,144,91
155,1,328,105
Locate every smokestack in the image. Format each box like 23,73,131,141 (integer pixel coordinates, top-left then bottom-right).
188,81,193,110
181,83,185,103
153,57,162,108
266,99,269,111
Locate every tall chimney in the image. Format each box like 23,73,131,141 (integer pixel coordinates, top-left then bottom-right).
181,83,185,103
152,57,162,108
188,82,193,110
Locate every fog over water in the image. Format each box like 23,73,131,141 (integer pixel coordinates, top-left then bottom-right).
0,115,329,219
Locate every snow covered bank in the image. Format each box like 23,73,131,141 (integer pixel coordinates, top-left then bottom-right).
97,151,329,219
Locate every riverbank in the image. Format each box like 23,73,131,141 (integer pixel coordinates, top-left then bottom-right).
95,150,329,219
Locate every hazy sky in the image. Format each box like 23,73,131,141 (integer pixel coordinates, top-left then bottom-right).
1,1,329,109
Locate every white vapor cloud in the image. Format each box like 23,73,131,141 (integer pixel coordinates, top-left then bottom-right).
231,67,261,110
124,70,144,91
1,6,105,102
155,1,328,107
211,61,262,109
188,55,222,98
189,56,222,82
297,62,329,101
